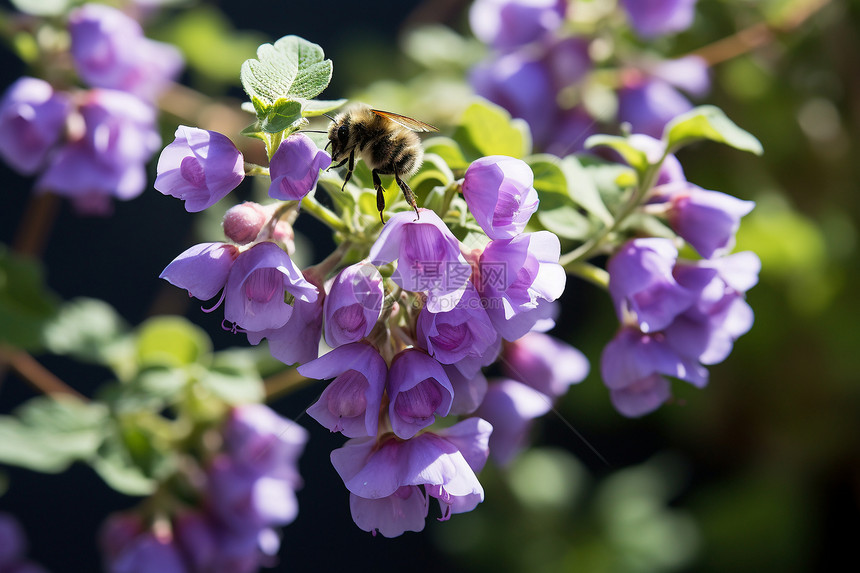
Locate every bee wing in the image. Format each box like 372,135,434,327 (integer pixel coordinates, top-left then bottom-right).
370,109,439,133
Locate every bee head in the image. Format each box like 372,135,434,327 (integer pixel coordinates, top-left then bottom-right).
326,118,351,161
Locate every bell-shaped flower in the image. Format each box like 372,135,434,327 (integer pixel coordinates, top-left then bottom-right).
223,242,318,333
370,209,471,312
207,455,300,530
471,53,556,146
331,418,492,530
620,0,698,39
159,242,239,301
662,185,755,259
617,78,693,139
222,404,308,484
477,231,566,341
462,155,539,240
473,378,552,466
416,283,500,376
154,126,244,212
323,263,384,348
0,77,70,175
387,349,454,439
469,0,566,51
37,89,160,210
626,134,686,186
664,252,759,365
107,531,186,573
68,4,183,100
299,343,387,437
268,133,331,201
608,238,705,333
245,275,324,367
601,326,708,417
348,486,429,538
443,363,489,416
502,331,589,397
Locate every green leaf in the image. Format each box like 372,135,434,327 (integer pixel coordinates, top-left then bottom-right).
136,316,212,368
536,205,593,241
410,153,454,199
424,137,470,171
240,35,333,109
42,298,129,365
527,154,568,196
260,98,304,133
0,246,60,351
9,0,69,16
301,98,347,117
584,135,650,173
452,100,531,161
91,433,157,496
560,156,615,226
201,349,265,404
0,396,107,473
663,105,763,155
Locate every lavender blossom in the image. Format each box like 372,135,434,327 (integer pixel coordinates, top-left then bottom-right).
268,133,331,201
469,0,566,51
109,532,186,573
159,242,239,301
0,77,69,175
222,404,308,483
323,263,384,348
299,342,387,437
349,486,429,538
502,331,589,397
617,78,693,139
620,0,698,38
462,155,539,240
387,349,454,439
478,231,566,341
68,4,183,100
443,363,489,416
370,209,471,312
155,126,245,212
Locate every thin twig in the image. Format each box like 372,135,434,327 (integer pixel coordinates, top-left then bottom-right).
0,347,87,401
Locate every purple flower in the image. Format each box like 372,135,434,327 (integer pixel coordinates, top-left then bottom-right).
617,78,693,138
473,378,552,465
36,89,160,210
154,126,244,212
222,404,308,483
223,242,318,332
323,262,383,348
349,486,429,538
370,208,471,312
664,252,759,365
462,155,539,240
662,185,755,259
443,363,489,416
330,417,492,532
159,242,239,301
545,106,597,156
471,53,556,145
544,37,591,90
470,0,566,51
626,134,686,186
222,202,269,245
0,512,26,565
502,331,589,397
387,349,454,439
0,77,69,175
207,455,300,529
620,0,698,38
649,56,710,98
299,342,387,437
416,283,500,376
69,4,183,100
607,238,702,333
268,133,331,201
110,532,186,573
477,231,566,341
99,513,144,568
601,326,707,417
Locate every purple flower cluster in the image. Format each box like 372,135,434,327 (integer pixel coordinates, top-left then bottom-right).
100,405,308,573
158,126,575,536
602,238,760,417
0,513,49,573
0,4,181,213
468,0,708,150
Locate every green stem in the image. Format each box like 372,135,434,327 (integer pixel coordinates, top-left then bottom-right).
244,163,270,177
301,194,349,234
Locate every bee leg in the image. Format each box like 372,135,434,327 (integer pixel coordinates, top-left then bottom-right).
339,150,356,192
395,173,420,220
329,157,348,170
372,169,385,224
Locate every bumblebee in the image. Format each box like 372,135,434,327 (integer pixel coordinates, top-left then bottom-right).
326,104,438,221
